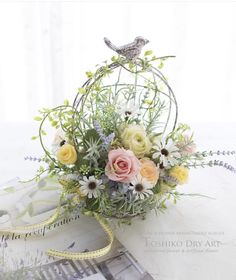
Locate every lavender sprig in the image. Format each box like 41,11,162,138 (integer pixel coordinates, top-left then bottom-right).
103,132,115,148
197,150,236,157
93,120,104,139
24,156,43,163
93,120,115,150
187,160,236,173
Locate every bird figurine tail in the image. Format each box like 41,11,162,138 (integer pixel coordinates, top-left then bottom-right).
104,37,118,52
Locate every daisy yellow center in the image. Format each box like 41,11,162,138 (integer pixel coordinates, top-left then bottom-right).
88,182,97,190
161,148,169,156
135,183,144,192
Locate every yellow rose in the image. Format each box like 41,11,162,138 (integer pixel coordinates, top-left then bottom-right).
57,144,77,165
169,166,189,185
140,158,159,184
120,124,152,158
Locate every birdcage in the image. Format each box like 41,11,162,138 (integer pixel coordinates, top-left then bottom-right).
72,57,178,144
67,56,179,220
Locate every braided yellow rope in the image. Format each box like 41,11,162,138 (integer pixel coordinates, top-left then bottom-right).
47,212,114,260
0,208,114,260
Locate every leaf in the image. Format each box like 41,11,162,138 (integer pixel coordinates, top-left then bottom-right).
161,201,167,209
128,61,135,70
64,99,69,105
94,84,101,92
51,120,58,127
34,116,42,121
158,61,164,69
111,56,117,62
4,186,16,193
41,130,47,136
86,71,94,78
42,107,51,113
144,50,153,56
78,88,87,94
31,136,38,140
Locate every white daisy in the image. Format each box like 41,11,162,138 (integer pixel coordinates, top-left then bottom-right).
129,175,154,200
152,138,181,167
79,176,105,198
117,102,140,119
52,128,67,154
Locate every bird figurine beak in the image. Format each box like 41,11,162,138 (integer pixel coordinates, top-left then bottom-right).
145,39,149,44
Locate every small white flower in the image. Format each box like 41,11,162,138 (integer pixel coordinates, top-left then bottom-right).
52,128,67,154
79,176,105,198
117,101,140,119
129,175,154,200
152,138,181,167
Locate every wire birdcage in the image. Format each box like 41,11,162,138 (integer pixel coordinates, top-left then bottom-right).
72,57,178,148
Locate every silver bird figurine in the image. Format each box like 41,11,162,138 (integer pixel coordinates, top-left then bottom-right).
104,36,149,60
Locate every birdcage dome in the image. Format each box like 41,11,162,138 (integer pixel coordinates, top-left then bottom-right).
72,57,178,141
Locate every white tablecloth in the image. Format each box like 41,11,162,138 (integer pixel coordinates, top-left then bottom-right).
0,121,236,280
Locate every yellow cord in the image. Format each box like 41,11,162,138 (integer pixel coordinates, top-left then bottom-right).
0,182,114,261
47,213,114,260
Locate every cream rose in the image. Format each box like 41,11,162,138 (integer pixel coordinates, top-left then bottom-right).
120,124,152,158
140,158,160,184
57,144,77,165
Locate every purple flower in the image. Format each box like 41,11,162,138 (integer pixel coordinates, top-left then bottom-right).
93,120,115,149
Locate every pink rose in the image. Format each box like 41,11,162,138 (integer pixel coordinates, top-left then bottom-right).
105,148,141,183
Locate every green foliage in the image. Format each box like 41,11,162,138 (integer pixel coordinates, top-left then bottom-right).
144,50,153,56
34,116,42,121
86,71,94,79
83,191,161,220
78,87,87,94
83,129,100,146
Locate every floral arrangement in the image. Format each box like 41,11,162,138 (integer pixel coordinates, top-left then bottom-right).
30,42,236,224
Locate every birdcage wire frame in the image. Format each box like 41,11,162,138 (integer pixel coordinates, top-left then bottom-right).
72,58,178,148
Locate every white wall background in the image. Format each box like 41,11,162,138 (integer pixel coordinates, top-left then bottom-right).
0,1,235,123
